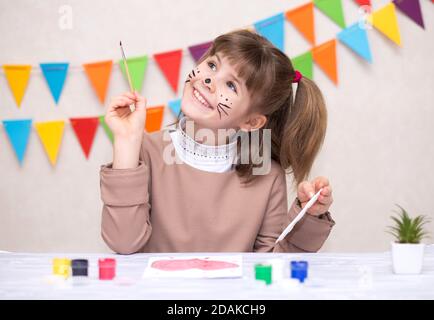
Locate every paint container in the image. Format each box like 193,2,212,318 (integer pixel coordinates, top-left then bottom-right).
98,258,116,280
290,261,308,283
71,259,88,276
266,258,285,282
52,258,71,278
71,259,89,285
254,263,272,285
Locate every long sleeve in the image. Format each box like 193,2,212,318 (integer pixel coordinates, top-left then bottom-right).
253,172,335,253
100,135,152,254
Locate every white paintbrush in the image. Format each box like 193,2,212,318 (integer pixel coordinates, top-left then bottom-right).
119,41,136,112
275,188,323,244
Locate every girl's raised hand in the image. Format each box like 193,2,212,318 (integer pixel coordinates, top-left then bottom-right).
105,91,147,140
297,176,333,216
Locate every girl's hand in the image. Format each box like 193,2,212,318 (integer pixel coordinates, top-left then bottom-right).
105,91,147,140
297,176,333,216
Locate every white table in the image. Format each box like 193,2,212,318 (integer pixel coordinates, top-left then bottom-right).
1,247,434,299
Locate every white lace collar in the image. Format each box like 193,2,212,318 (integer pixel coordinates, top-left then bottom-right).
169,116,239,173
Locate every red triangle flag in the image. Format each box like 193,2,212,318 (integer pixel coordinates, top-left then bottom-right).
154,49,183,94
70,117,99,159
355,0,371,6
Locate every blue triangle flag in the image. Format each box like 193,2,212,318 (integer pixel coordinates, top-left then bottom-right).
337,23,372,63
3,119,32,165
168,98,182,118
40,63,69,104
254,13,285,51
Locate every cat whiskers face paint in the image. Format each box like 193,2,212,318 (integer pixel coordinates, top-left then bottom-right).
185,68,200,83
185,66,235,120
216,102,231,120
216,93,233,120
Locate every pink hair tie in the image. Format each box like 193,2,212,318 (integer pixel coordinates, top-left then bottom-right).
292,70,302,83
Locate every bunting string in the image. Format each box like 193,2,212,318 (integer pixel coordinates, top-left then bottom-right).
0,0,429,166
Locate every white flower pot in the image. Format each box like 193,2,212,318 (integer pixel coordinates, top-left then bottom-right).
391,242,425,274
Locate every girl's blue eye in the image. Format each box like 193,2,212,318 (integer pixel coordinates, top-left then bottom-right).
208,60,237,93
227,81,237,93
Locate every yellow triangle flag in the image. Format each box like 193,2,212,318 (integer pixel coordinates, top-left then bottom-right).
3,65,32,107
368,3,402,46
35,121,65,166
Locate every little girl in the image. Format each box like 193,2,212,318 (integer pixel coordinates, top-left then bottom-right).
100,30,334,254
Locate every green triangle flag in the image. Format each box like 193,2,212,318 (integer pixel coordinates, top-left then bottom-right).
314,0,346,29
118,55,148,92
99,115,113,143
292,51,313,80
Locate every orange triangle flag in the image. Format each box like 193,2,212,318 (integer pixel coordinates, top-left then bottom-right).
312,39,338,85
3,65,32,107
145,106,164,133
153,49,183,93
83,60,113,104
70,117,99,159
285,3,315,45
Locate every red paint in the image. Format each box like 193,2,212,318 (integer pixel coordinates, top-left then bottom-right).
151,258,239,271
98,258,116,280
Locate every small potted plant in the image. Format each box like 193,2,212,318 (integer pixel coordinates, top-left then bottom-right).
388,205,430,274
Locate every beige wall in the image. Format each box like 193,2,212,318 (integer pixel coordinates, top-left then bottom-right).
0,0,433,252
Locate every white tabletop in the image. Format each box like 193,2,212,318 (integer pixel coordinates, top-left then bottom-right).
1,247,434,300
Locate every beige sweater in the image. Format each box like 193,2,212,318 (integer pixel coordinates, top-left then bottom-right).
100,129,335,254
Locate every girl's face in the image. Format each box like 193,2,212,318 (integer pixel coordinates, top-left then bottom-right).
181,53,254,131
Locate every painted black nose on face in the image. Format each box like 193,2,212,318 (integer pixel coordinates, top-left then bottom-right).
205,78,211,84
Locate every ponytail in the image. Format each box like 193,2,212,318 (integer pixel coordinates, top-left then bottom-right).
279,76,327,186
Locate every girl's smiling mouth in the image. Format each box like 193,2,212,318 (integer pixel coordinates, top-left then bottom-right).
192,87,214,110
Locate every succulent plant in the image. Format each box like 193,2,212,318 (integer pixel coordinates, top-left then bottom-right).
387,204,430,244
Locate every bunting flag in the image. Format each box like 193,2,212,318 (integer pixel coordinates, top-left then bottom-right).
40,63,69,104
99,115,113,143
314,0,346,29
168,98,182,117
119,55,148,92
393,0,425,29
70,117,99,159
368,3,402,46
35,120,65,166
312,39,338,84
2,119,32,165
2,65,32,107
285,3,316,45
145,106,164,133
188,41,212,62
337,23,373,63
154,49,183,94
254,13,285,51
83,60,113,104
292,51,313,80
354,0,371,6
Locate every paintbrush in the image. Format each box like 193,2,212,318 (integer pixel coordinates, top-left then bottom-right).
119,41,136,112
275,188,323,244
